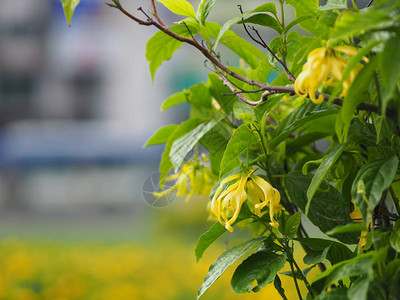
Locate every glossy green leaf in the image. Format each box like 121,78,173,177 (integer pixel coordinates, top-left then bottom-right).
326,223,366,235
335,56,378,142
238,14,282,33
351,156,399,221
146,24,198,81
312,252,375,289
306,143,345,215
205,22,264,69
283,15,314,34
333,10,392,41
159,118,204,186
170,120,217,170
296,238,354,266
197,237,266,299
60,0,80,26
273,276,288,300
284,211,302,238
286,171,358,244
143,124,178,147
314,289,349,300
380,36,400,115
348,278,369,300
195,222,226,262
390,220,400,252
373,114,391,144
161,90,189,111
285,0,321,35
318,0,347,11
219,124,258,177
213,12,250,50
242,58,272,101
231,251,287,293
303,246,330,265
254,95,281,122
157,0,196,17
196,0,216,25
270,102,339,150
252,3,277,15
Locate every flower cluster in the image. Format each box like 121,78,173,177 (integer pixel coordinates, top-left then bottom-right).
153,154,216,202
295,45,365,103
210,170,283,232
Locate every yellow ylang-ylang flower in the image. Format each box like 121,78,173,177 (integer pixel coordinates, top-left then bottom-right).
153,154,216,202
210,170,283,232
295,44,367,104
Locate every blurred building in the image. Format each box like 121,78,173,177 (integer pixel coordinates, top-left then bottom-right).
0,0,190,215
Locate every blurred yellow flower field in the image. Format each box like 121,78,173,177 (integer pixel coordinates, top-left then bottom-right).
0,238,312,300
0,200,316,300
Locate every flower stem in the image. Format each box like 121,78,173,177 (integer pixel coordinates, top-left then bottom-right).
289,259,303,300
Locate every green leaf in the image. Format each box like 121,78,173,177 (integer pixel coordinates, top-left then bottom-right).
170,120,217,170
195,222,227,262
254,95,281,122
238,14,282,33
205,21,265,69
161,90,190,111
252,3,277,15
326,223,366,235
197,237,266,299
305,143,345,215
351,156,399,221
373,114,391,144
273,276,288,300
233,101,255,120
284,211,302,238
157,0,196,17
219,124,258,177
60,0,80,26
318,0,347,11
335,56,378,142
146,24,198,81
196,0,216,25
315,288,349,300
213,12,250,50
231,251,287,293
303,246,330,265
285,0,321,35
159,118,204,186
312,252,375,290
380,36,400,115
347,278,369,300
213,3,278,49
390,220,400,252
283,15,314,34
286,171,358,244
333,10,393,41
143,124,178,147
296,238,354,266
270,102,339,150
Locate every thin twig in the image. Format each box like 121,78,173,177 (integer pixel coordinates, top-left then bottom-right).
216,72,264,106
108,1,397,123
150,0,166,26
222,88,267,96
237,5,295,82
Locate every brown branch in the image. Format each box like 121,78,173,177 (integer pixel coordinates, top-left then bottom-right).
150,0,166,27
107,0,398,123
216,72,264,106
237,5,296,83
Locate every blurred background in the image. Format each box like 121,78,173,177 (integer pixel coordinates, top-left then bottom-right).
0,0,370,299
